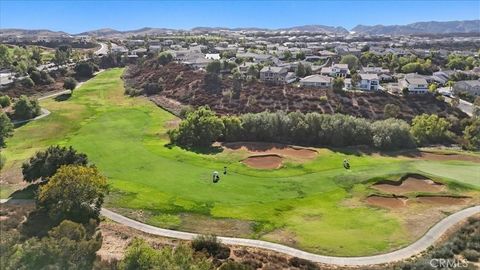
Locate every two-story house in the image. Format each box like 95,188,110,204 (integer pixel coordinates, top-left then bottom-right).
358,73,379,91
400,74,429,94
320,64,350,78
260,66,289,84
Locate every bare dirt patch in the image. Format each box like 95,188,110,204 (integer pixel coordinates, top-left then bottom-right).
372,174,445,194
164,118,181,129
179,213,253,238
414,195,471,205
221,141,318,160
242,154,283,169
262,229,299,246
365,195,408,209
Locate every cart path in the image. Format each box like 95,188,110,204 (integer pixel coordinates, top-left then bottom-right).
100,205,480,266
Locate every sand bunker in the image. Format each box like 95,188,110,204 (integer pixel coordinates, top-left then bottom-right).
372,174,445,194
242,154,283,169
415,195,470,205
221,142,317,160
365,195,408,209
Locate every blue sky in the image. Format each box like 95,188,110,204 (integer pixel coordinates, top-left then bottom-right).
1,1,479,34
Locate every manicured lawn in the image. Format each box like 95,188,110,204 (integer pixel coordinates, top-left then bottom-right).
2,68,479,256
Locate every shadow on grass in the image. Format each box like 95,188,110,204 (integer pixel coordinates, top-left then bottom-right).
328,145,421,158
9,183,39,200
164,143,224,155
54,93,72,102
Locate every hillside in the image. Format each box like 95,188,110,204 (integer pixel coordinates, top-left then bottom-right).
352,20,480,35
124,61,466,121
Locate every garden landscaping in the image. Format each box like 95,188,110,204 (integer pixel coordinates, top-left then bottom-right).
1,68,479,257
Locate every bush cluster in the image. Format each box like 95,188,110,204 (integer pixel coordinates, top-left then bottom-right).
169,106,416,150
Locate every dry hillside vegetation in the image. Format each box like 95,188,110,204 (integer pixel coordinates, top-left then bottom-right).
124,61,467,120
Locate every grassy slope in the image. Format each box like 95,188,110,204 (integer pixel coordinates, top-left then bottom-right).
2,68,479,256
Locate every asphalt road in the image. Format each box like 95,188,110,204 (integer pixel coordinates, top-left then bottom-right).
101,205,480,266
444,96,475,116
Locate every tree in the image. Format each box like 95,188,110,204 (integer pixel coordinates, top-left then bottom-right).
13,95,41,120
206,60,222,74
0,95,11,108
372,119,415,150
31,47,42,64
296,62,306,77
340,54,360,71
74,61,96,78
429,83,438,93
383,103,400,119
38,165,108,223
7,220,102,270
53,48,69,66
0,112,13,147
296,51,306,60
332,77,345,92
21,77,35,88
120,238,212,270
63,77,78,90
0,44,11,68
283,50,292,60
221,115,243,141
22,145,88,183
156,52,173,65
168,106,224,148
411,114,451,145
351,73,361,89
463,119,480,150
143,82,162,95
232,71,243,99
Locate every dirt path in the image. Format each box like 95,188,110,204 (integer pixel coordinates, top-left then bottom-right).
100,205,480,266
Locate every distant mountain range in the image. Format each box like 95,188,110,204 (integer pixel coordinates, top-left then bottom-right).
352,20,480,35
1,20,479,38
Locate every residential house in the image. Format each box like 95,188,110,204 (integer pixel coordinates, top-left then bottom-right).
358,73,379,91
453,80,480,96
400,74,429,94
260,66,289,84
320,64,350,78
299,75,332,88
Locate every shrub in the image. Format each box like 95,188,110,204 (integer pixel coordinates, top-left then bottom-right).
0,112,13,147
191,235,229,259
463,249,480,262
63,77,78,90
411,114,451,145
156,52,173,65
175,74,183,84
372,118,415,150
74,61,96,78
121,238,212,270
29,70,42,84
0,95,11,108
143,82,162,95
21,77,35,88
13,95,41,120
319,96,328,104
168,106,224,148
22,145,89,183
383,103,400,118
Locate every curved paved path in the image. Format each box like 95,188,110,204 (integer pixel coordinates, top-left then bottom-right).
101,205,479,266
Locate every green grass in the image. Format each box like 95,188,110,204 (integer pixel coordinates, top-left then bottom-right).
2,68,479,256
